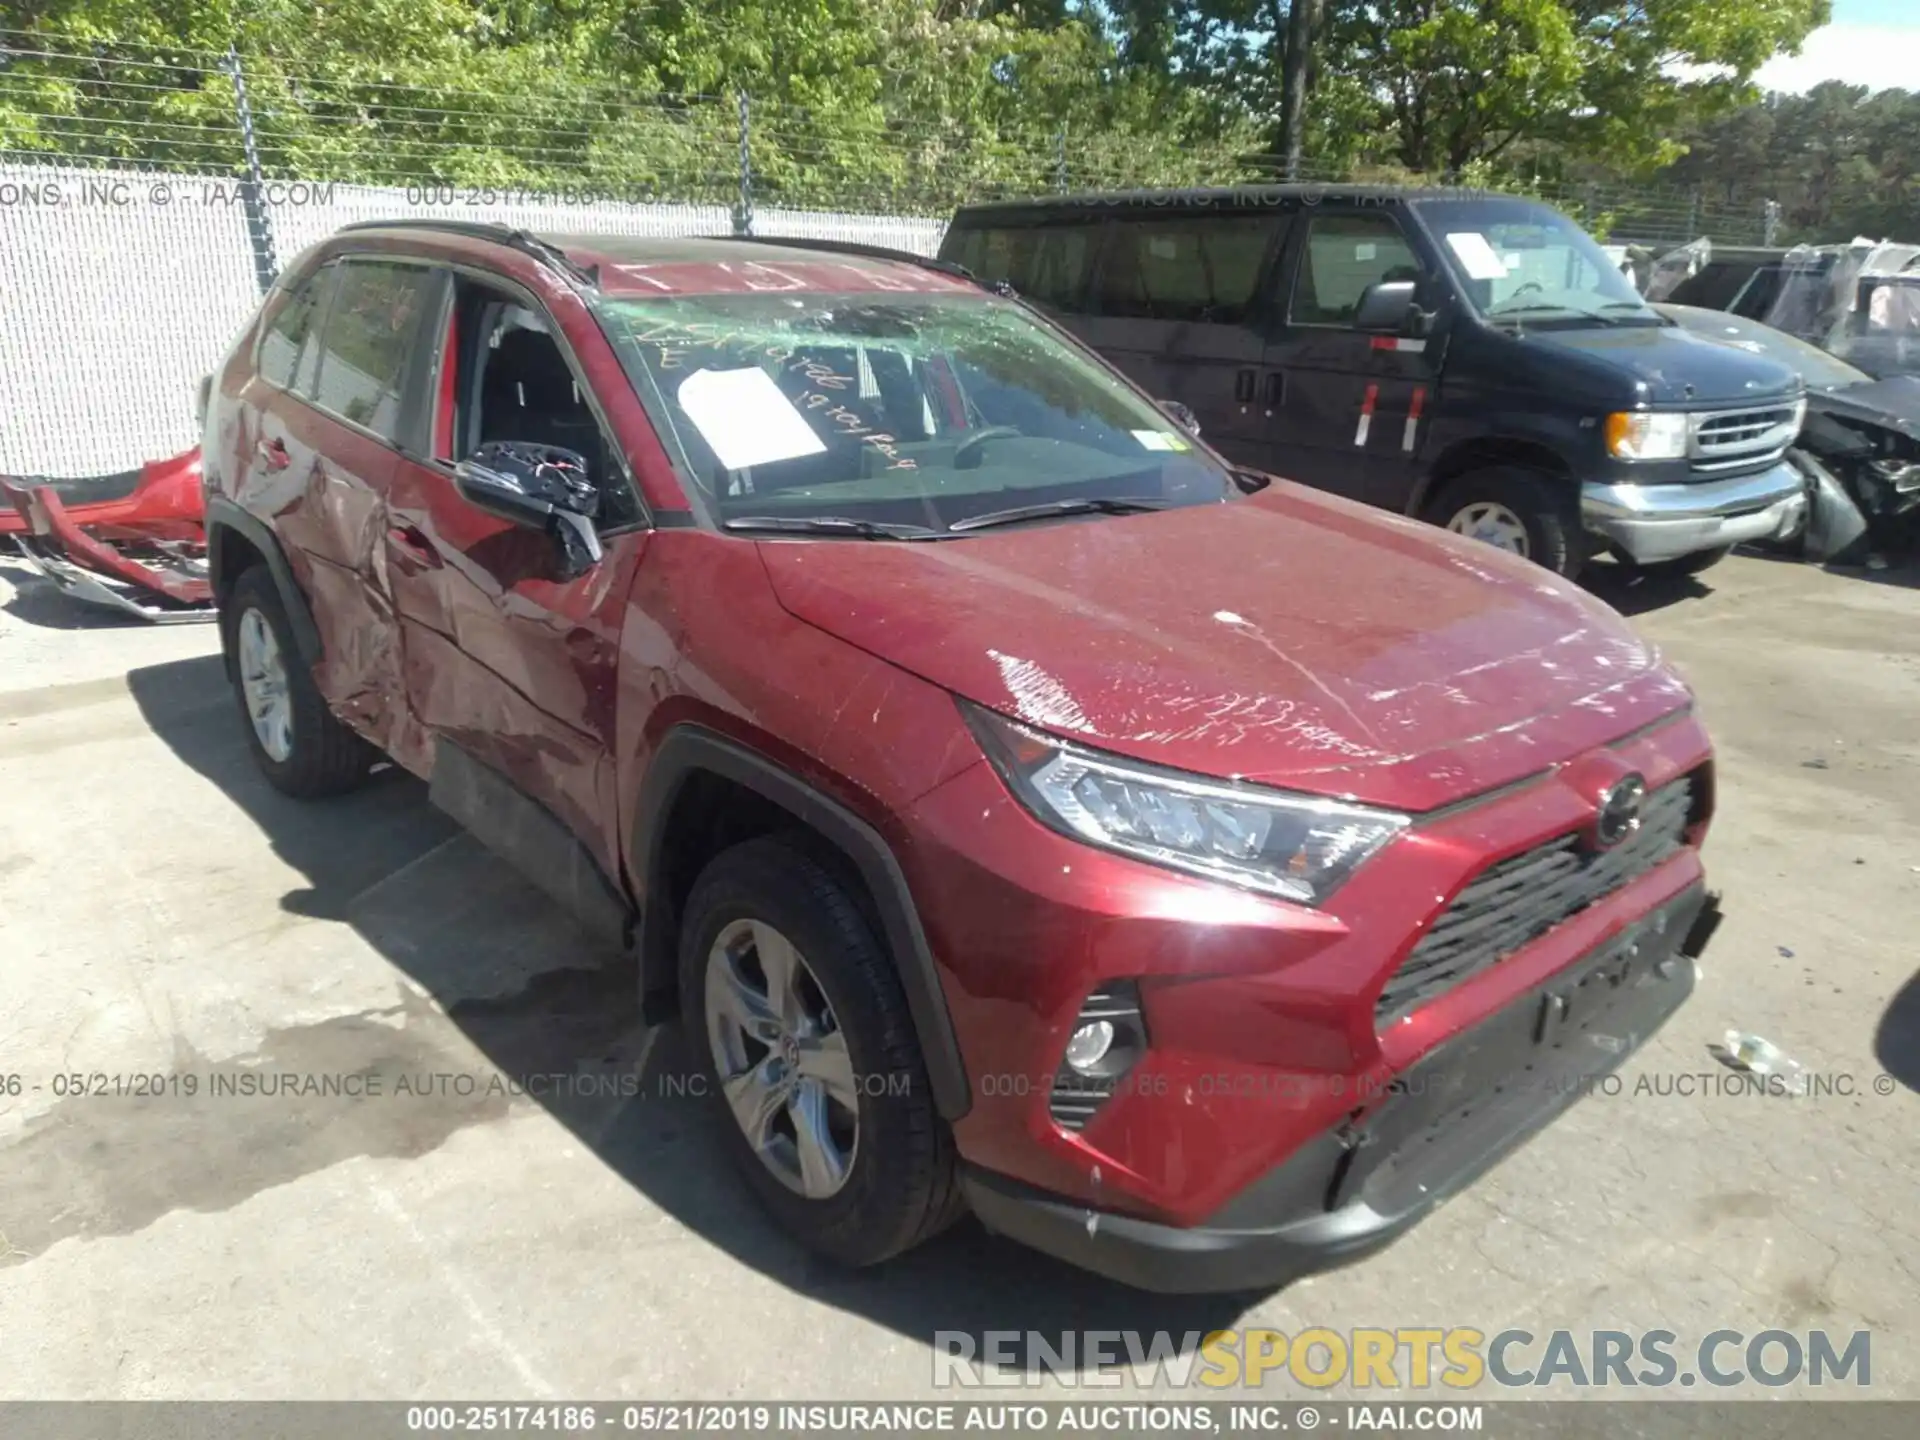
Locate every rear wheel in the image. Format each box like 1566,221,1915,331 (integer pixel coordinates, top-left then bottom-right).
1427,466,1584,578
221,566,374,798
678,834,960,1267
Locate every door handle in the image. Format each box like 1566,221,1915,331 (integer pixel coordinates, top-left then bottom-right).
257,436,290,472
1234,368,1256,404
1262,372,1285,410
386,523,441,570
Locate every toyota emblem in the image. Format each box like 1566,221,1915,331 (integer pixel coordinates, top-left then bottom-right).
1592,773,1647,849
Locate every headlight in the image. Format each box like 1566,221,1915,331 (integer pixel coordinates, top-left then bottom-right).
1604,410,1689,461
963,703,1409,905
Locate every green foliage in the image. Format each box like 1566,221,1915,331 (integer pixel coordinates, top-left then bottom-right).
1664,81,1920,243
0,0,1860,233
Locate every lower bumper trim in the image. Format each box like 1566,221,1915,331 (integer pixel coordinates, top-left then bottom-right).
965,885,1720,1294
1582,462,1807,565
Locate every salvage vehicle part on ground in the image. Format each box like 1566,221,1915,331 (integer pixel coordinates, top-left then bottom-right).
0,447,214,621
1657,304,1920,562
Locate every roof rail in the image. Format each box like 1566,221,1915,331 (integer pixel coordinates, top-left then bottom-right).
334,218,598,287
712,233,983,287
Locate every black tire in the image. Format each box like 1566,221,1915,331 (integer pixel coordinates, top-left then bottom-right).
1425,465,1585,579
221,565,374,798
1633,544,1733,578
678,833,961,1268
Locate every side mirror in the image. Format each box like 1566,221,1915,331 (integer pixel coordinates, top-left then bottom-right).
453,440,603,577
1354,279,1419,334
1159,400,1202,436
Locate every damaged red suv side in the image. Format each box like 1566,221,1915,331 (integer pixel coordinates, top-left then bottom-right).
201,222,1721,1292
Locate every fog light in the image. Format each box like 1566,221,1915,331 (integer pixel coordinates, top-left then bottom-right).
1049,982,1147,1133
1065,1019,1115,1073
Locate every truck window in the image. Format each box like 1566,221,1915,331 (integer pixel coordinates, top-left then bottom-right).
1290,215,1421,326
951,224,1094,310
1091,215,1280,324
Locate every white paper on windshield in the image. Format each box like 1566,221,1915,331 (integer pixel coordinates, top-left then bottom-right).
676,367,827,471
1445,232,1510,281
1132,429,1189,452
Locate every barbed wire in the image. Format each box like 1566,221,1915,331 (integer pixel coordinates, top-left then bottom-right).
0,33,1782,243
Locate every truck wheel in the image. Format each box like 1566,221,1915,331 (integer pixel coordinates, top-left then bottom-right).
679,834,961,1268
1427,467,1583,579
221,566,374,798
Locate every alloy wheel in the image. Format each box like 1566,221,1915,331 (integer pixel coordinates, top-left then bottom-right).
704,918,860,1198
236,607,294,762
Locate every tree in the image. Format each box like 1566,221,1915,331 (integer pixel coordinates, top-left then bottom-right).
1279,0,1319,178
1322,0,1831,175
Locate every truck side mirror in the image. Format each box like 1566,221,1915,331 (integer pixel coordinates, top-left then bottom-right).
1354,279,1419,334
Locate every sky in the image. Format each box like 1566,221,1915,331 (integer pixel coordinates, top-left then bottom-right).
1754,0,1920,93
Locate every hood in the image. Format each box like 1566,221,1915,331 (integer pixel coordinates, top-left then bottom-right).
1817,373,1920,433
757,487,1693,812
1508,320,1802,407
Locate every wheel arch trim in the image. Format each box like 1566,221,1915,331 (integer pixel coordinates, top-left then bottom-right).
205,495,323,668
633,725,973,1121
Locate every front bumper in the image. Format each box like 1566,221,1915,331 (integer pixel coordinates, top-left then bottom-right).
963,884,1720,1294
1581,460,1807,565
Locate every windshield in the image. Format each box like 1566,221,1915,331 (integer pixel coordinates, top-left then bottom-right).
1415,197,1659,327
1656,304,1870,391
596,292,1235,533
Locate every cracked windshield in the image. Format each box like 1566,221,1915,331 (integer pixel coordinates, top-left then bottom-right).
599,292,1235,535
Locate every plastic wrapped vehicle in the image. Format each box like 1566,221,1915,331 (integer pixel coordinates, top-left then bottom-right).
1660,238,1920,380
1,447,214,621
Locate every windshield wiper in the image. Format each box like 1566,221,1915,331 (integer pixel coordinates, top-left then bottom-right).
721,514,943,540
946,496,1172,533
1487,303,1619,327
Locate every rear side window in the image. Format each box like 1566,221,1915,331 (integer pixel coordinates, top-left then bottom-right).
257,266,329,390
1092,215,1281,324
949,224,1095,310
310,260,434,439
1291,215,1421,326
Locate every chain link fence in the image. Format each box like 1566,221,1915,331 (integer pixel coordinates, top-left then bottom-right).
2,30,1785,475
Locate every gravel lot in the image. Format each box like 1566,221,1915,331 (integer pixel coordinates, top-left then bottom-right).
0,548,1915,1404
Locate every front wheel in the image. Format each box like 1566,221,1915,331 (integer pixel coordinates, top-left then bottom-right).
1427,466,1584,578
678,834,961,1268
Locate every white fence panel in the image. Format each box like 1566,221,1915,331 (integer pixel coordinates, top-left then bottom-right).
0,163,951,476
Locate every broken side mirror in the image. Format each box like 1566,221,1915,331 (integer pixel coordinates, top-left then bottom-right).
453,440,603,577
1354,279,1419,334
1159,400,1201,436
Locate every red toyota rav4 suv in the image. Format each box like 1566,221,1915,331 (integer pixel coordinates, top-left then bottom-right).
201,221,1721,1292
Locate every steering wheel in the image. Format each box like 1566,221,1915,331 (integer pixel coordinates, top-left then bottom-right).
953,425,1022,469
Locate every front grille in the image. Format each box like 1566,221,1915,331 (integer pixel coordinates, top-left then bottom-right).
1375,775,1696,1024
1689,404,1801,473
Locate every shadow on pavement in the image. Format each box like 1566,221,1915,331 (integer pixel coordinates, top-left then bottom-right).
1874,970,1920,1095
126,652,1254,1358
1579,560,1712,617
